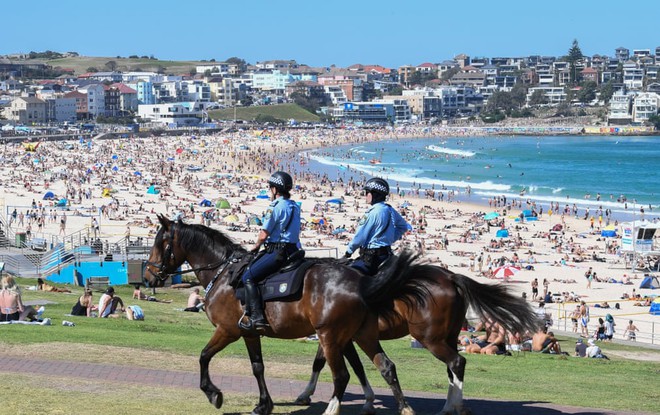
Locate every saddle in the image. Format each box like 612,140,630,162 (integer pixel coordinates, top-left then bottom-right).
234,250,313,304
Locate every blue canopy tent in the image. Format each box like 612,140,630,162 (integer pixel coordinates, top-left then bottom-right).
43,191,56,200
56,198,68,207
199,199,212,207
147,185,160,195
601,226,617,238
496,229,509,238
133,171,142,176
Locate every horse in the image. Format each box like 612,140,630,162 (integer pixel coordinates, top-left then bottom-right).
144,215,434,415
295,259,539,415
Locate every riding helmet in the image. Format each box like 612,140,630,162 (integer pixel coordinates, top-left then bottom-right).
364,177,389,204
268,171,293,193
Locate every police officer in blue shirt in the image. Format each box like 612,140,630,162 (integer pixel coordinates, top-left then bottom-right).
240,171,301,331
344,177,411,275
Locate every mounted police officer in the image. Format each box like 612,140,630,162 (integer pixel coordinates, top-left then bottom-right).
240,171,301,331
343,177,411,275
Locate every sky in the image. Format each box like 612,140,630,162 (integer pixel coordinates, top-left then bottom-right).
3,0,659,68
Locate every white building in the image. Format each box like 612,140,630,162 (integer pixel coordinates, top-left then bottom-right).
608,91,633,125
623,64,644,90
44,97,77,122
78,84,106,117
137,102,203,126
526,87,567,106
632,92,660,124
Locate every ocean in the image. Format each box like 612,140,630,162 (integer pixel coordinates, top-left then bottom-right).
297,135,660,221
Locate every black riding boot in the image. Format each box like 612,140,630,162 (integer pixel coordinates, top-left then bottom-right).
241,280,268,331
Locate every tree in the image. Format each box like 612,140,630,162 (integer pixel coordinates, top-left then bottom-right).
577,81,597,104
485,91,516,113
509,83,528,108
529,89,548,107
87,67,99,73
105,60,118,71
598,81,615,104
441,67,460,81
240,96,254,107
566,39,584,85
226,57,248,73
647,114,660,129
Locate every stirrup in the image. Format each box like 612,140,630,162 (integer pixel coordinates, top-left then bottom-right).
238,312,269,332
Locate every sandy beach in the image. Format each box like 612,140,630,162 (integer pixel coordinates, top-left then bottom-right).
2,126,658,344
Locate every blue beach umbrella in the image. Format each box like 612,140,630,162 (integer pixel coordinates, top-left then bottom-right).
484,212,500,220
326,198,344,205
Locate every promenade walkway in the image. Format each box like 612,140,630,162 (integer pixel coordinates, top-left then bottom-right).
0,355,648,415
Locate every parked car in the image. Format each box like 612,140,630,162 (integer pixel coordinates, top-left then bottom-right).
28,237,48,251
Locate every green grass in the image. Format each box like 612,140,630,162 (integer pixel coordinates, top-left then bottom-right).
208,104,320,122
3,278,660,414
41,56,205,75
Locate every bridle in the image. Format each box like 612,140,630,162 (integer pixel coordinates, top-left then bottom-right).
144,222,238,285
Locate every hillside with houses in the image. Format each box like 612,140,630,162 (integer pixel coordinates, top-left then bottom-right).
1,43,659,129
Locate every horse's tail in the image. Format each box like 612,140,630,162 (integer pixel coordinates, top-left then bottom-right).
451,273,538,335
359,249,434,324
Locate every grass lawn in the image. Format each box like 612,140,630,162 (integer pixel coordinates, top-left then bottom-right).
208,104,320,123
42,56,204,75
2,279,659,414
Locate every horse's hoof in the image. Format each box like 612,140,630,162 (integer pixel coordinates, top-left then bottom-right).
210,392,223,409
294,396,312,406
400,406,415,415
360,402,376,415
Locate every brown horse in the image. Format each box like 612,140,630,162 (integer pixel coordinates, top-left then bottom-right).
144,215,434,415
295,260,539,415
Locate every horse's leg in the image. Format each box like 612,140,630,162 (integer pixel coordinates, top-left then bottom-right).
294,344,324,405
295,342,376,415
243,335,274,415
316,336,351,415
355,337,414,415
424,341,468,415
344,341,376,415
200,329,238,409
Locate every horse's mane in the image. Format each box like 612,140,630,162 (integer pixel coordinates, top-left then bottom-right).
174,221,246,258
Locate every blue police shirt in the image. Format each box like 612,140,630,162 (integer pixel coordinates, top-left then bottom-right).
262,197,301,244
346,202,411,255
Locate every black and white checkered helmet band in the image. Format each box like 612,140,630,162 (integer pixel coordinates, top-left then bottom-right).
364,179,389,195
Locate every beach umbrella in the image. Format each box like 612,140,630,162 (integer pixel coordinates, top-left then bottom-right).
492,265,520,281
133,171,142,176
483,212,500,220
111,154,118,160
326,198,344,205
223,214,239,223
112,165,119,172
176,148,183,154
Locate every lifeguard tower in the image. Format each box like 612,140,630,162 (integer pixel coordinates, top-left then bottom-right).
620,221,660,272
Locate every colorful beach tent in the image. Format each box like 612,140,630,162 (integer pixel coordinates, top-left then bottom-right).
216,199,231,209
43,191,56,200
650,298,660,315
601,225,617,238
496,229,509,238
56,198,67,207
248,215,262,226
199,199,212,207
147,185,160,194
639,276,660,289
223,214,239,223
326,198,344,205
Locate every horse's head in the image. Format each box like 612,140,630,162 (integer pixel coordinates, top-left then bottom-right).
145,214,186,287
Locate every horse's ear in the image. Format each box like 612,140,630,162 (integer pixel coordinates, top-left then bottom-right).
157,213,170,229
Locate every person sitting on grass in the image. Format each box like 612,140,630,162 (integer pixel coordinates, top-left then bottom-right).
98,287,124,318
70,288,97,317
184,287,205,312
532,329,562,354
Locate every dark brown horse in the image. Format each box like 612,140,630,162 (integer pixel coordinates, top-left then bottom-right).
144,215,434,415
295,260,539,415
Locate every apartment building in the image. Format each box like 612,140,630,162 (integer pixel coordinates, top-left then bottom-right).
137,102,203,126
608,90,633,125
632,92,660,123
4,96,47,123
526,87,567,106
